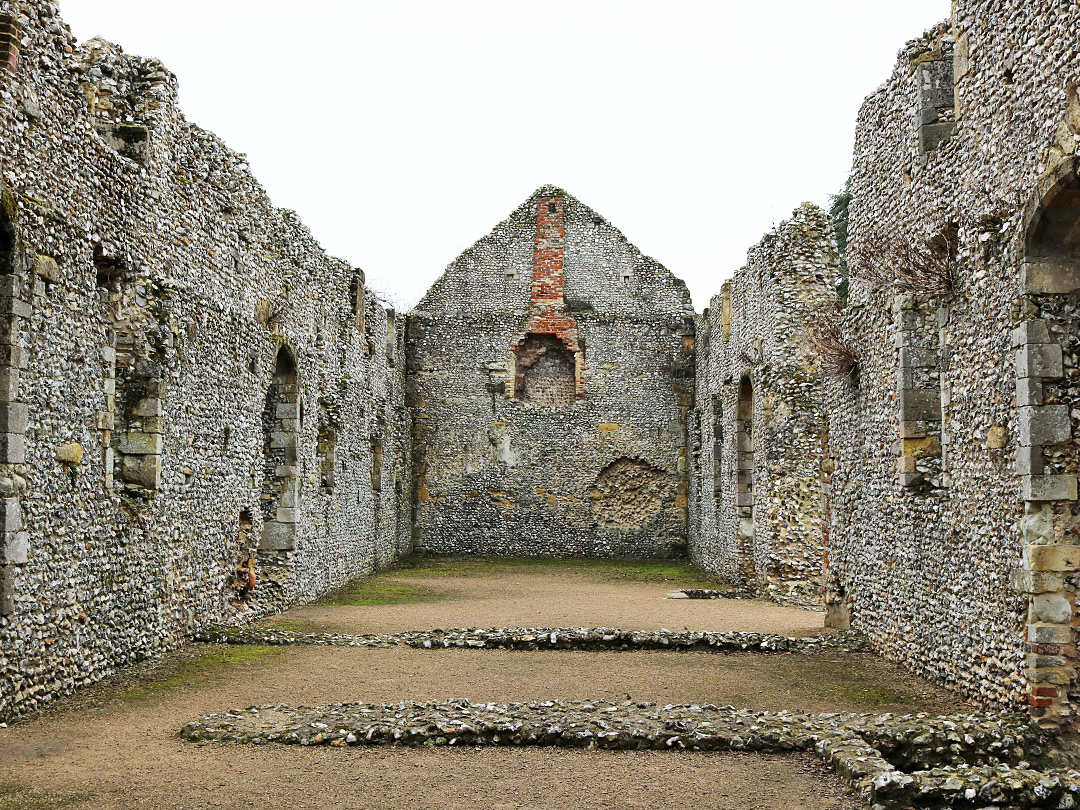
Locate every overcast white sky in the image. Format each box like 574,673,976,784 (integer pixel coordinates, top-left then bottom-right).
58,1,950,310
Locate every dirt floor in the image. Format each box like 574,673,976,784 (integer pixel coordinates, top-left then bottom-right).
263,556,827,636
0,558,970,810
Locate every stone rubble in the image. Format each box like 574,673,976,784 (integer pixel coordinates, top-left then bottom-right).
195,624,872,654
180,698,1073,809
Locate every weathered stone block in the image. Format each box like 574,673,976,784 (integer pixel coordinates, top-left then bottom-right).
954,31,971,79
0,497,18,533
1022,260,1080,295
0,401,27,434
0,432,23,464
120,455,160,490
276,507,299,524
0,565,14,615
735,492,752,508
824,600,851,631
145,378,167,398
0,366,19,402
32,254,59,283
140,417,164,434
54,441,83,466
261,521,296,551
116,432,162,455
898,388,940,422
270,431,297,450
896,310,925,331
0,344,28,369
1012,320,1051,347
1026,544,1080,572
1020,503,1054,543
1010,567,1063,594
917,59,955,109
1028,623,1073,644
899,421,932,439
131,398,162,418
1022,474,1077,501
986,425,1008,450
275,403,300,419
1027,654,1069,670
0,530,27,564
0,296,31,318
1032,593,1073,624
280,478,301,509
0,317,19,346
899,472,924,489
919,121,957,154
1016,377,1045,408
1016,343,1063,379
899,347,938,369
1018,406,1071,447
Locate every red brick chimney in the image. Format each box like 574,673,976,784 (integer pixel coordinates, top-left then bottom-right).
510,191,584,397
0,15,20,74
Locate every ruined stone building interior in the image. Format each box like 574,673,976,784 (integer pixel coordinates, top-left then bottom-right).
2,1,1080,808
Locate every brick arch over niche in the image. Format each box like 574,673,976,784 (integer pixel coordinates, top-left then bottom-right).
514,332,576,407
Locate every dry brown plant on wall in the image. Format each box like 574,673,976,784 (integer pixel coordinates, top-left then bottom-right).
849,223,958,295
803,313,859,383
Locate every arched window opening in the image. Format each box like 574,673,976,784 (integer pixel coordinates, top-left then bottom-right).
514,333,575,407
261,348,300,552
1014,159,1080,719
1025,167,1080,294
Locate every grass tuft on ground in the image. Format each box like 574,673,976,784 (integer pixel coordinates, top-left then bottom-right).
117,645,279,705
394,556,728,588
0,785,89,810
312,580,450,608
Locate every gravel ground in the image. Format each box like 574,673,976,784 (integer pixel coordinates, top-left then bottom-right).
0,560,964,809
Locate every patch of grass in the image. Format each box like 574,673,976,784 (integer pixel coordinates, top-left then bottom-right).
259,618,311,632
393,556,728,589
0,785,89,810
117,645,279,705
313,579,449,608
788,655,950,714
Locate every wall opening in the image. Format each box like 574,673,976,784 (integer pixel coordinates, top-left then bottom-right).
711,394,724,505
0,193,23,617
1014,164,1080,725
514,332,575,407
371,438,383,493
317,397,338,494
1025,168,1080,293
260,347,300,552
736,376,755,583
229,508,257,606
